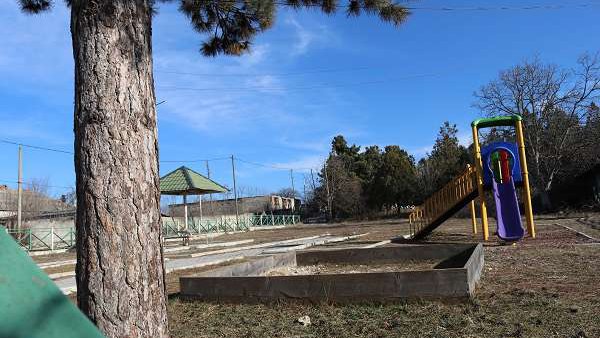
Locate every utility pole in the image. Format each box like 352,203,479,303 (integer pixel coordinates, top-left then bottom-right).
302,175,307,201
231,155,240,228
206,160,213,216
17,145,22,232
324,162,333,220
290,169,295,196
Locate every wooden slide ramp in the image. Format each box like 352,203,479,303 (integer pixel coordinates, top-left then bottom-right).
405,166,479,240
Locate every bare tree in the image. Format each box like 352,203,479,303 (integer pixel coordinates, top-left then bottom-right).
60,187,77,207
474,53,600,208
22,178,51,218
276,187,298,198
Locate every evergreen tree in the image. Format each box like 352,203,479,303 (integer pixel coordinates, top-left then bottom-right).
418,122,470,196
315,136,419,217
17,1,411,337
370,145,418,212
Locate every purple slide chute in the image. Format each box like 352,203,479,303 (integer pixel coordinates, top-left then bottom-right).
492,178,525,241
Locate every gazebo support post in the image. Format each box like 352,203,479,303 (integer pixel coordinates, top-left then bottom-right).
199,197,203,226
183,194,188,232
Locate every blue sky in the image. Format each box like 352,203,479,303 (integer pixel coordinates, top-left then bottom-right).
0,1,599,198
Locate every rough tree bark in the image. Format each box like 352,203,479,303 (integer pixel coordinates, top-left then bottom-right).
71,1,168,337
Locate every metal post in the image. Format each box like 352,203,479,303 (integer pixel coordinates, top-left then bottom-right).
199,196,203,225
202,194,208,245
470,200,478,235
324,162,333,220
206,160,213,216
231,155,240,228
17,145,22,232
50,227,55,251
472,125,489,240
467,164,478,235
515,119,536,238
183,194,188,232
290,169,295,196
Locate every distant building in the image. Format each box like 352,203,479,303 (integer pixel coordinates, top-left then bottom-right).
0,185,14,219
169,194,300,218
0,185,74,229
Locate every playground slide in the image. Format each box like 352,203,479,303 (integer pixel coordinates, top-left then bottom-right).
492,178,525,241
406,166,479,241
409,189,479,240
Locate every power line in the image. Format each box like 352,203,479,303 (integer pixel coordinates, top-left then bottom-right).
157,72,444,93
0,139,73,154
159,156,230,163
235,156,317,171
0,138,318,171
0,138,233,164
0,179,74,190
155,66,375,78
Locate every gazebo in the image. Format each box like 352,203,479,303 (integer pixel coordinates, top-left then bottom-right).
160,166,228,231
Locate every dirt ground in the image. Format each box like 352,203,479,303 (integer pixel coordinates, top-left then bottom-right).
267,260,440,276
167,216,600,338
44,264,76,275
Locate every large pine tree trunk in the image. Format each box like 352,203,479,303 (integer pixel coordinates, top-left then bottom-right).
70,1,168,337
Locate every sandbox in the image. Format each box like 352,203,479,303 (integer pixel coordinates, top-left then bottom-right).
179,243,484,303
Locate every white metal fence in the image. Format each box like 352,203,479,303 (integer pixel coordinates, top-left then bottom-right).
3,214,301,251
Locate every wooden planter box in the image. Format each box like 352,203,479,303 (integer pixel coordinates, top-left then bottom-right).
180,243,484,303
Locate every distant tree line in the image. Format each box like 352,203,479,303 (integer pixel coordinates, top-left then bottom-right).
303,122,470,219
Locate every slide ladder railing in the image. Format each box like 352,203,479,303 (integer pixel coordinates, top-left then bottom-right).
409,165,478,239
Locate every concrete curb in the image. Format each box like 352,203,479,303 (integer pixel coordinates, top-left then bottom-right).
38,259,77,269
164,239,255,253
189,235,328,258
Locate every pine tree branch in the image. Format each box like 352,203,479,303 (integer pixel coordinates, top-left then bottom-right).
177,0,409,56
19,0,52,13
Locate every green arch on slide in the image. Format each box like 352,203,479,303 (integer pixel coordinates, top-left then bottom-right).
471,115,522,129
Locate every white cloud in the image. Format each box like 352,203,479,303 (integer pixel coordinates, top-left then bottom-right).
238,44,270,67
286,18,314,55
285,17,336,56
273,155,325,172
278,136,330,153
245,74,286,94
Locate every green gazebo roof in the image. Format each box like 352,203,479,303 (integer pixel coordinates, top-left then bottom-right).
160,166,228,196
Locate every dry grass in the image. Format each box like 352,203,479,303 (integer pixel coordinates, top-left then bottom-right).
167,218,600,338
32,251,76,264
